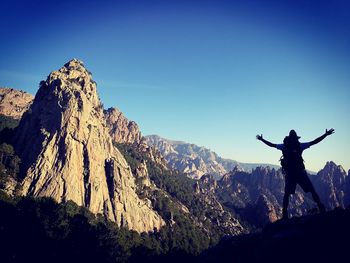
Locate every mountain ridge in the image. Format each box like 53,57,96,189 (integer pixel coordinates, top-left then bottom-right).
145,134,281,179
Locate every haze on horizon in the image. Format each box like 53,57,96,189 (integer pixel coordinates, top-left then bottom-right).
0,0,349,172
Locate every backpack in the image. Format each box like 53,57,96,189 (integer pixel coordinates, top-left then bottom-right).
280,136,305,174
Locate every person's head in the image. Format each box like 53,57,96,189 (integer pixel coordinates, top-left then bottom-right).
289,129,300,141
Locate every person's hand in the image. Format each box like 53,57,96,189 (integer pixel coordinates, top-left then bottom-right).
325,128,335,136
256,134,263,141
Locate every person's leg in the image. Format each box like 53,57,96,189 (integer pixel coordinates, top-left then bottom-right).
282,193,290,219
310,188,326,212
283,174,295,219
300,171,326,213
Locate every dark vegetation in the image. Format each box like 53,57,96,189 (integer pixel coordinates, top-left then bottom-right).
0,143,21,193
0,115,19,131
116,143,195,205
0,142,213,262
0,191,170,263
1,190,348,263
0,190,211,263
116,143,240,243
0,118,222,262
116,143,221,244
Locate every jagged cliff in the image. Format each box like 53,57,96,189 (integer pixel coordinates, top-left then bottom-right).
11,59,164,232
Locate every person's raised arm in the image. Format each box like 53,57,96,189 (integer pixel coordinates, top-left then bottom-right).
309,128,335,146
256,134,277,148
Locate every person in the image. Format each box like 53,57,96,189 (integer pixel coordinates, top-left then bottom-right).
256,129,335,219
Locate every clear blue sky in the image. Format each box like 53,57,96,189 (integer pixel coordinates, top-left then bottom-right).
1,0,349,172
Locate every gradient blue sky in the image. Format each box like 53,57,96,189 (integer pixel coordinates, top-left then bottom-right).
1,0,349,172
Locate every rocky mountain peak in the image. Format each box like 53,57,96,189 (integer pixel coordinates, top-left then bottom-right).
322,161,347,175
313,161,348,209
38,58,101,109
11,59,164,233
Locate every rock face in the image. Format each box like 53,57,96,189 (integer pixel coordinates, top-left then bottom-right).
12,59,164,232
254,194,279,224
145,135,279,179
104,107,141,144
0,87,33,119
312,161,349,209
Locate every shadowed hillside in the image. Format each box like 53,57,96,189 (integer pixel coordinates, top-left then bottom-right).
200,208,350,263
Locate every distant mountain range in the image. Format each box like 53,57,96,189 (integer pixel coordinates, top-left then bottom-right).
145,135,280,179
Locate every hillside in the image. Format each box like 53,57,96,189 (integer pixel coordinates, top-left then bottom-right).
200,208,350,263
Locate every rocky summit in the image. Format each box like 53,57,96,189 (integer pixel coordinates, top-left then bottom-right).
11,59,164,232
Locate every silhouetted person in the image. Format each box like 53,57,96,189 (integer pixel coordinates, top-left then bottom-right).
256,129,335,219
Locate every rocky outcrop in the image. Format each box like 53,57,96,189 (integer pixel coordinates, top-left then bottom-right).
137,138,169,170
11,59,164,233
134,160,152,187
104,109,168,170
0,87,33,119
254,194,279,224
104,107,141,144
